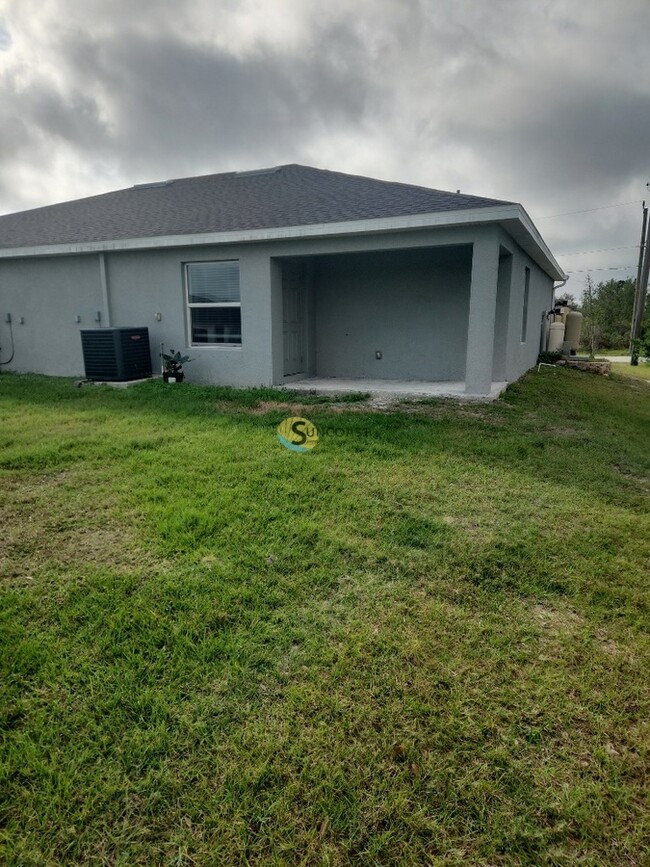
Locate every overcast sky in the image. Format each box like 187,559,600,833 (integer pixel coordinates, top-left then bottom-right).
0,0,648,297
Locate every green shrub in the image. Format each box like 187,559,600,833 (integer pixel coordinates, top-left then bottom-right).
537,350,563,365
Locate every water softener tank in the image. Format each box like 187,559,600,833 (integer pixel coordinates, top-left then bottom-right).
548,321,566,352
564,311,583,353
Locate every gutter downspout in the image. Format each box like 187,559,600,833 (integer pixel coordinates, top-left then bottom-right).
99,252,111,327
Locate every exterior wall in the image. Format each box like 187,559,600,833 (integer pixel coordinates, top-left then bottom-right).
312,247,471,380
499,229,555,382
462,227,554,394
0,222,556,388
0,244,277,385
0,255,103,376
105,245,274,386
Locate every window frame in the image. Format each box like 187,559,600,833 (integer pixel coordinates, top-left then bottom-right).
184,260,242,348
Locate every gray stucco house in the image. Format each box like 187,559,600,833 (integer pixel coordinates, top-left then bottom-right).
0,164,566,396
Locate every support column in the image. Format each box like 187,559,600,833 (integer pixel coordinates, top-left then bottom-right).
465,230,500,395
98,252,111,326
270,258,284,384
238,250,278,386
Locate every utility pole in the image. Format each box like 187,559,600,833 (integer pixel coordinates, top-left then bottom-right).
630,201,649,364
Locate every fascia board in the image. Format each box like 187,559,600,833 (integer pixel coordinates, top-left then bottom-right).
0,205,566,280
512,205,567,282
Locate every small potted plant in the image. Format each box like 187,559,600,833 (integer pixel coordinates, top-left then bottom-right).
162,349,192,383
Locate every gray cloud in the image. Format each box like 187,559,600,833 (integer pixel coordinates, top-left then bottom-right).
101,34,370,174
0,0,648,294
445,82,650,204
0,6,376,204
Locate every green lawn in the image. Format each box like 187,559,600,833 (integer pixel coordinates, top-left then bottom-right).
1,370,649,866
611,363,650,383
592,348,630,357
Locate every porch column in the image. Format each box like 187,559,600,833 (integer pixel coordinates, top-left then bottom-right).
239,250,276,386
465,230,500,395
269,258,284,384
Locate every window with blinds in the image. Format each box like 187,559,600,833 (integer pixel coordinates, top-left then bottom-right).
186,261,241,345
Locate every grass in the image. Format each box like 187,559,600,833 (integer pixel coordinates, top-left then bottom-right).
611,363,650,383
1,370,649,866
592,348,630,357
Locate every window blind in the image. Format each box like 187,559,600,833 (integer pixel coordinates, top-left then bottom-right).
187,262,240,304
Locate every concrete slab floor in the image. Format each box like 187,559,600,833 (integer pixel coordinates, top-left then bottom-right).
80,376,509,402
284,378,509,402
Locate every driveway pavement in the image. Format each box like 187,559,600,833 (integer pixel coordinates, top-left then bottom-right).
597,355,647,364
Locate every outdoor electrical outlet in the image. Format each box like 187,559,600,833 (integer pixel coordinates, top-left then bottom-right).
19,317,25,324
375,350,383,360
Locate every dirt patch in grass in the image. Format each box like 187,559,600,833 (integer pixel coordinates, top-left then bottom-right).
597,633,621,657
1,470,155,580
531,600,584,635
531,602,630,661
3,518,146,579
442,514,481,536
217,395,513,418
248,400,334,415
215,398,382,415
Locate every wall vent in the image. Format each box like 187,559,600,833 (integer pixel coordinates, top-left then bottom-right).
80,327,152,381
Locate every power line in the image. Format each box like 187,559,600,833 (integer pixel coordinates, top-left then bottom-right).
533,199,643,220
559,244,639,257
564,265,636,274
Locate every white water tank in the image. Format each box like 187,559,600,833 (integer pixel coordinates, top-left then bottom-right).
564,311,583,352
548,321,566,352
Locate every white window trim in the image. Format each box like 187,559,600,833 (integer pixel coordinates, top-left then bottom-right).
185,260,242,348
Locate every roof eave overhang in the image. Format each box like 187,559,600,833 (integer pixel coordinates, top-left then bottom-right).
0,204,567,282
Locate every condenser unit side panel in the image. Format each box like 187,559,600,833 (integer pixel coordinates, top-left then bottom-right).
118,328,152,379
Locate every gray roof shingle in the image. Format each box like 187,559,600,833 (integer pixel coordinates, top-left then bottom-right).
0,164,513,250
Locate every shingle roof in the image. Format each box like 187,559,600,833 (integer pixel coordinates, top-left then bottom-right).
0,164,513,251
